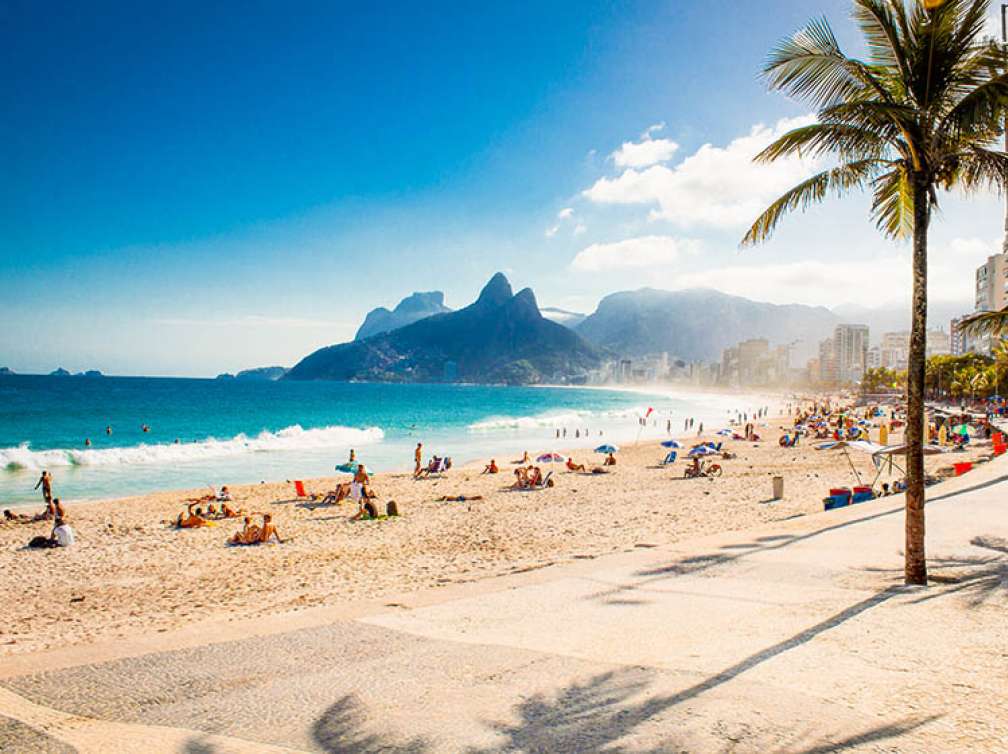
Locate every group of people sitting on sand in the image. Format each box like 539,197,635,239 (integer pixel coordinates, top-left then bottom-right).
5,496,75,549
175,487,244,528
511,466,553,489
228,512,283,545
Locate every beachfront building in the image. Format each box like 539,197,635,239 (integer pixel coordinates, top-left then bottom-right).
974,252,1008,313
972,252,1008,355
950,315,979,356
720,338,789,387
831,324,869,384
817,337,837,385
866,346,882,370
876,328,951,370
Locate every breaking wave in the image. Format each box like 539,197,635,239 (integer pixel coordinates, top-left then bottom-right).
468,407,649,431
1,424,384,472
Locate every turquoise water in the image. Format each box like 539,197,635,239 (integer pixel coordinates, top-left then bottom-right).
0,375,763,505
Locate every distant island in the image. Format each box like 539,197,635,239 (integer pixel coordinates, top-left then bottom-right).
216,366,289,381
0,367,14,376
48,368,104,378
286,273,602,384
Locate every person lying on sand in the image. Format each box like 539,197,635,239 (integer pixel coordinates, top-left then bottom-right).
220,502,244,518
565,458,586,472
436,494,485,502
177,503,209,529
482,459,499,474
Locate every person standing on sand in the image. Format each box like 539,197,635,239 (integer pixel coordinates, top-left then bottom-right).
414,442,423,476
34,470,52,504
698,422,703,436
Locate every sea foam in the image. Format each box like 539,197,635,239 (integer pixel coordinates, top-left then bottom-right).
0,424,384,472
467,407,649,431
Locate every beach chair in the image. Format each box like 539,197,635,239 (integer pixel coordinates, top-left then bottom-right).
533,471,553,489
660,450,677,465
294,480,308,498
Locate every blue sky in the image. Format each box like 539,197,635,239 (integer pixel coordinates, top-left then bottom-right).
2,0,1002,375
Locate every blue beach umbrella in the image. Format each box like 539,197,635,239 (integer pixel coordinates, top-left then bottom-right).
660,439,682,448
594,444,619,454
716,429,732,436
688,445,716,457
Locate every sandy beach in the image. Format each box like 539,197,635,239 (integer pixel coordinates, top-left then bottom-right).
0,413,992,658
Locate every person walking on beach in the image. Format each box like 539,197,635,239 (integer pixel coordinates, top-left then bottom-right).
34,470,52,504
414,442,423,476
697,422,703,436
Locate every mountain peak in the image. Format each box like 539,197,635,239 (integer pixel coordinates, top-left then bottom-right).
505,287,542,323
355,290,452,340
475,272,513,307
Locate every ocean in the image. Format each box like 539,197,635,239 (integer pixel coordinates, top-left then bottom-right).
0,375,771,506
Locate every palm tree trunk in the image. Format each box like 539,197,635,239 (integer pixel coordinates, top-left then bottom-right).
905,178,929,586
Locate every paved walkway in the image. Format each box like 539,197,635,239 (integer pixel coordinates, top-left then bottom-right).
2,461,1007,753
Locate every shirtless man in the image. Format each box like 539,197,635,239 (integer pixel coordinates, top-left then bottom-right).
566,458,586,472
603,453,617,466
256,513,282,543
229,516,260,545
34,470,53,505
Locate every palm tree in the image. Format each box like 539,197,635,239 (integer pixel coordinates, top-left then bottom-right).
741,0,1008,585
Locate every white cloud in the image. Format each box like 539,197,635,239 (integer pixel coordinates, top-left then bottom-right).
947,237,1000,259
610,123,677,169
585,115,819,229
570,235,702,272
573,223,587,236
545,207,578,238
611,138,680,168
670,251,971,309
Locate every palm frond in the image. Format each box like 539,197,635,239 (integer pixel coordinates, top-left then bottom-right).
871,164,914,240
741,159,881,246
938,71,1008,143
957,306,1008,338
958,146,1008,192
754,122,896,162
764,17,889,108
853,0,910,83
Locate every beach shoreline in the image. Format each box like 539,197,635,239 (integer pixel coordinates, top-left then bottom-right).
1,407,994,659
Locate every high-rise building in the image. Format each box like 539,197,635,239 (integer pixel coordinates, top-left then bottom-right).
974,253,1008,313
818,337,836,384
832,324,870,383
951,315,977,356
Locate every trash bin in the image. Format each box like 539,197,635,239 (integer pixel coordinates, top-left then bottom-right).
772,475,784,500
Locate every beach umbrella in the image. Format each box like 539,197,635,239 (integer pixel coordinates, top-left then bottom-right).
660,439,682,448
594,444,619,454
687,445,715,457
716,429,732,436
337,462,372,476
536,452,563,463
